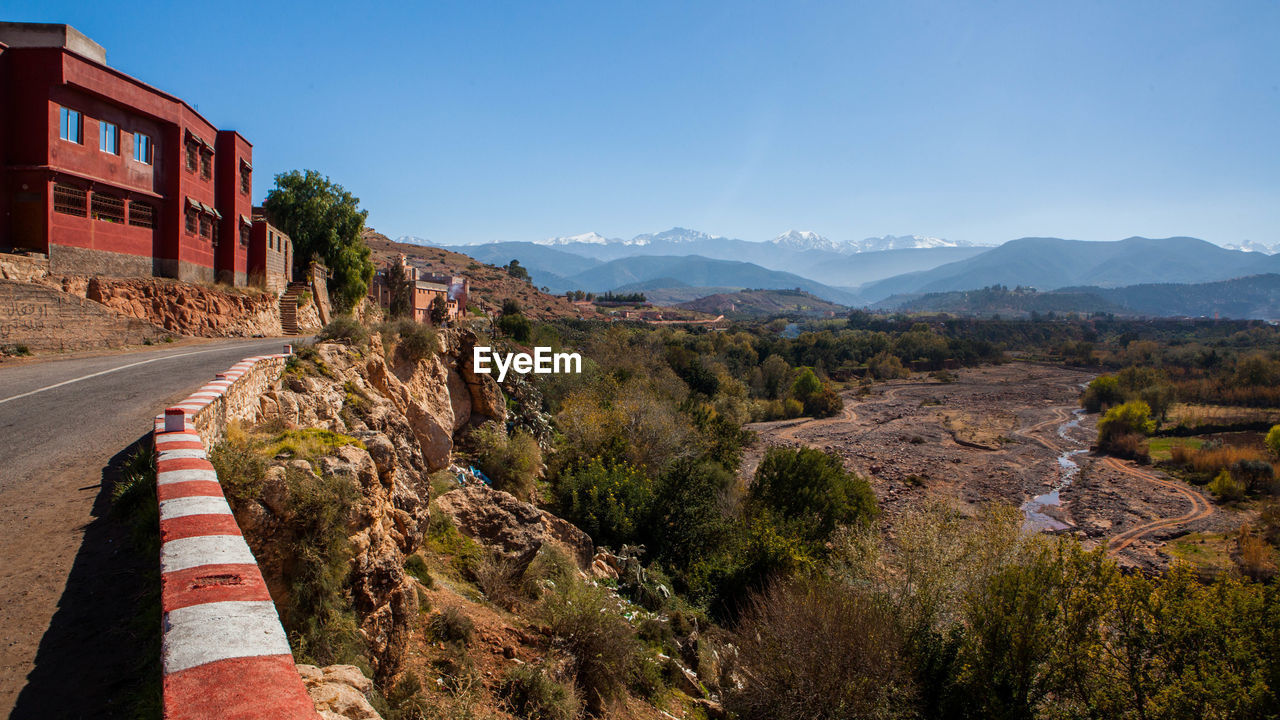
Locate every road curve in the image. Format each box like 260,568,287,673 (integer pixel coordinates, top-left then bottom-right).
0,336,299,718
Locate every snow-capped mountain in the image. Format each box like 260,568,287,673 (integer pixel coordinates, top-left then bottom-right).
629,227,728,246
396,235,437,247
536,232,622,246
770,230,840,252
849,235,976,253
1223,240,1279,255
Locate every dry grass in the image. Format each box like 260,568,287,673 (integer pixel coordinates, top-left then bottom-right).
1171,444,1268,476
1168,403,1280,430
1237,533,1277,581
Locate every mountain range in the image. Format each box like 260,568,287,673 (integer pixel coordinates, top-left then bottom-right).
428,228,1278,319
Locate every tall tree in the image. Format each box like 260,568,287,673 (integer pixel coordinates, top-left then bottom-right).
384,260,412,319
263,170,374,311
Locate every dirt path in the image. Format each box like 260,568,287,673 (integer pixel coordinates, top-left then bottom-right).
1103,457,1214,554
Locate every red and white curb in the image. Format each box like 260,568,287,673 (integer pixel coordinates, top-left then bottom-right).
153,348,318,719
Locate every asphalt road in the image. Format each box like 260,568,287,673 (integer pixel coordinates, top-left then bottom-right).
0,337,297,718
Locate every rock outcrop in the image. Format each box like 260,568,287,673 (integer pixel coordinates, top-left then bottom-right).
72,276,283,336
434,484,595,570
235,330,506,679
298,664,384,720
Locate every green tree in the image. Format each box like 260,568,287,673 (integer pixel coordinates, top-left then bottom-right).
751,446,877,546
384,261,412,319
262,170,374,311
791,367,823,401
429,294,448,325
1082,375,1124,413
506,259,530,281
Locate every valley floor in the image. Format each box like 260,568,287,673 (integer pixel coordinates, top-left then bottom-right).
745,363,1241,572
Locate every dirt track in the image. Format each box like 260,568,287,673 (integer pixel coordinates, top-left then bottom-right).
746,363,1235,570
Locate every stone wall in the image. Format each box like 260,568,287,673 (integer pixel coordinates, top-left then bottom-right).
0,278,171,352
47,243,154,279
0,253,49,283
69,276,283,338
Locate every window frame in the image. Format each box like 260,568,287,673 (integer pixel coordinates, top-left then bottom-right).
199,149,213,180
99,120,118,154
59,107,82,143
133,132,153,165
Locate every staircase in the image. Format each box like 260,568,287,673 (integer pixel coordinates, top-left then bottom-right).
280,282,306,336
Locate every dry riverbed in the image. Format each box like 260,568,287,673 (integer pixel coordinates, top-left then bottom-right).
746,363,1241,571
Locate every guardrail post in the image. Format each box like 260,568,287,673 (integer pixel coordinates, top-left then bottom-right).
163,407,185,433
283,344,293,355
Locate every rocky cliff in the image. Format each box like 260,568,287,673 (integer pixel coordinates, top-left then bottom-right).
225,329,506,682
64,276,284,337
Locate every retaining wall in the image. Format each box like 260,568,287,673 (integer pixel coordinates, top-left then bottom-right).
152,350,318,719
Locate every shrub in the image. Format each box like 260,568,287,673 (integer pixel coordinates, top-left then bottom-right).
281,466,362,667
403,554,433,588
470,422,542,501
803,386,843,418
726,577,915,720
1081,375,1124,413
751,446,877,546
555,458,653,549
473,550,525,609
1209,469,1245,502
1237,533,1276,581
868,351,908,380
379,671,432,720
521,546,578,601
429,605,475,646
397,321,438,362
782,397,804,418
497,664,582,720
110,445,158,551
1233,459,1276,494
209,427,269,503
317,315,369,346
541,581,641,712
1104,432,1150,464
1097,400,1155,446
1267,425,1280,458
498,312,532,343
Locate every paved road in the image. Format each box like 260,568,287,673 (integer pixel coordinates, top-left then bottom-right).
0,337,296,718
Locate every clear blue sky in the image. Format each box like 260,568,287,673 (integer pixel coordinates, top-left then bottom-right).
10,1,1280,246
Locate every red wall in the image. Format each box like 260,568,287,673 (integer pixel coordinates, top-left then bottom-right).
2,44,254,283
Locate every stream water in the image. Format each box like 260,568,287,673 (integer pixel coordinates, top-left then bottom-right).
1021,408,1088,532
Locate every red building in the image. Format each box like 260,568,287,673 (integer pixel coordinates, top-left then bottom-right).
0,22,254,284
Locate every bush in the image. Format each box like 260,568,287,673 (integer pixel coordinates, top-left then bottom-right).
403,554,433,588
470,422,542,501
281,466,363,667
541,581,642,713
396,321,438,362
868,351,908,380
1103,432,1150,464
318,315,369,346
429,605,475,646
726,577,915,720
1267,425,1280,458
555,458,653,549
1097,400,1155,446
473,550,525,609
209,429,269,504
803,386,843,418
1081,375,1124,413
751,446,877,546
497,664,582,720
1209,469,1245,502
498,312,532,343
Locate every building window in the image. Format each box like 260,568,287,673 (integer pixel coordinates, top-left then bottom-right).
199,214,212,239
99,121,118,154
240,166,251,195
133,132,153,164
240,223,251,247
53,184,88,216
185,208,198,234
128,201,154,228
91,193,125,224
211,221,220,247
186,141,198,172
59,107,82,143
200,150,212,179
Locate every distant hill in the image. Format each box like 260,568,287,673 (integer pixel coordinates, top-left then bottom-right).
443,228,988,288
362,231,594,320
545,255,863,305
881,274,1280,320
885,286,1130,316
858,236,1280,302
678,289,849,318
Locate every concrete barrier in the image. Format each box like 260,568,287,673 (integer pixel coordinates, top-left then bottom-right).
152,348,317,719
